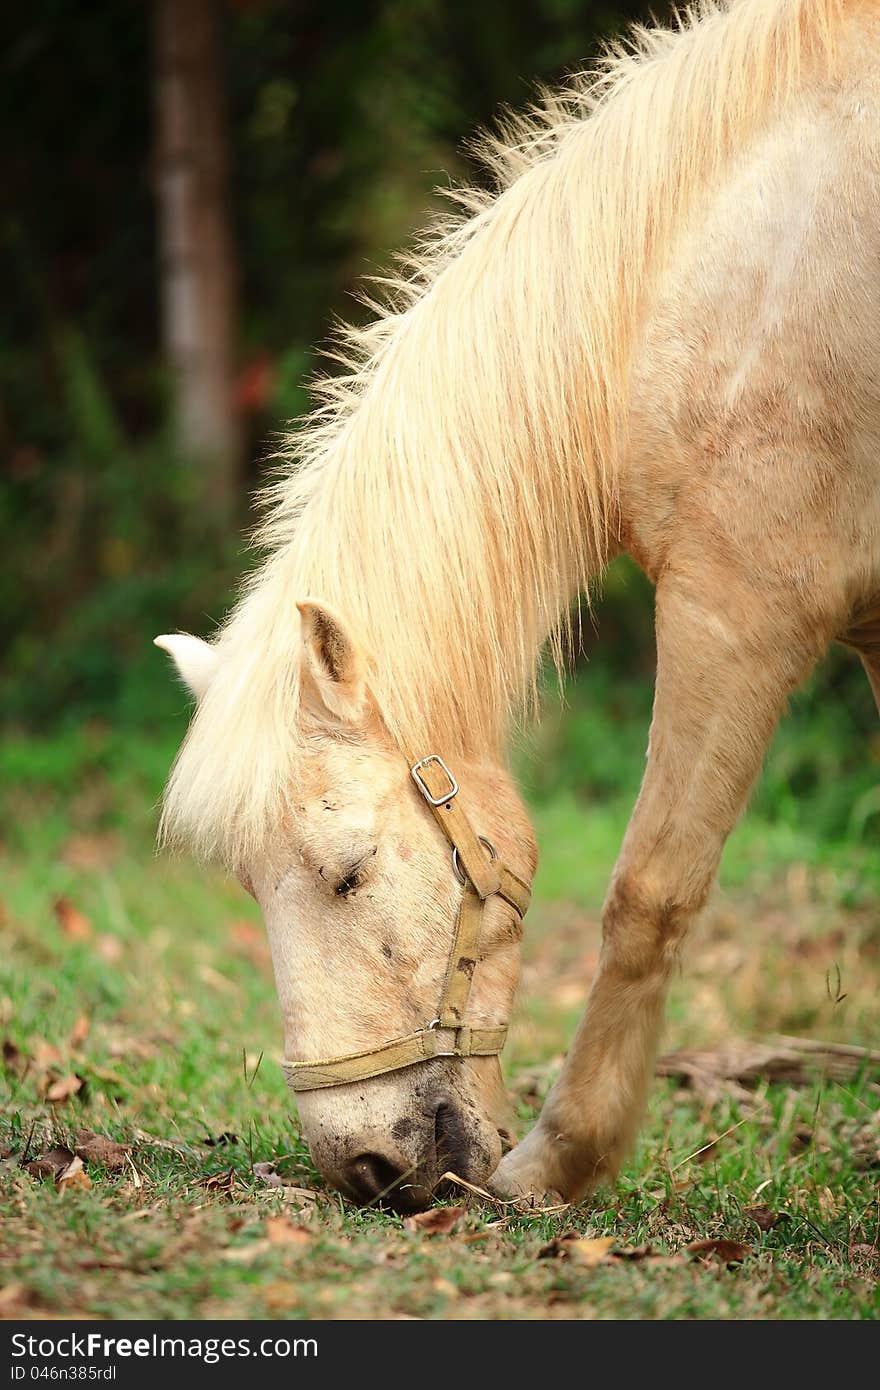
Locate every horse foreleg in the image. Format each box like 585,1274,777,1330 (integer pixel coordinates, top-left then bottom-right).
491,569,825,1205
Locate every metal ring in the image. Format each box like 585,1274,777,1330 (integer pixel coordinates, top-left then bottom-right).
452,836,498,886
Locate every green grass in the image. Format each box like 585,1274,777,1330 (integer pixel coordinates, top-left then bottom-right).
0,703,878,1321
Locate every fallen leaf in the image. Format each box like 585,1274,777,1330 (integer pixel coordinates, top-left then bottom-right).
200,1168,237,1198
647,1176,697,1203
273,1186,320,1207
849,1123,880,1171
263,1281,302,1312
789,1125,813,1154
0,1284,26,1314
848,1242,878,1260
61,834,121,872
229,919,271,964
253,1161,282,1188
58,1156,91,1193
745,1205,783,1232
403,1205,466,1235
687,1238,751,1266
74,1130,131,1172
197,964,236,994
2,1039,25,1075
24,1146,76,1181
30,1038,62,1068
69,1014,90,1049
52,895,92,940
45,1073,84,1104
538,1233,616,1267
612,1243,654,1260
223,1241,272,1263
265,1216,311,1246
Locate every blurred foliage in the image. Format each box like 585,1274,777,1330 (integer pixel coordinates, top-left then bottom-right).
1,0,657,725
1,0,876,850
521,561,880,853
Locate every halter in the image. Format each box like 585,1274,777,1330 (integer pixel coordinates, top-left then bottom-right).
281,754,532,1092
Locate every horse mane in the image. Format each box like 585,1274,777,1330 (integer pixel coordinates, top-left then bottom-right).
161,0,848,865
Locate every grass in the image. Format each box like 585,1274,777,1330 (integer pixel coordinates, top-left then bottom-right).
0,689,878,1321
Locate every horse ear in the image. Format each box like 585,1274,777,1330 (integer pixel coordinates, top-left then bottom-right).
297,600,366,724
154,633,219,700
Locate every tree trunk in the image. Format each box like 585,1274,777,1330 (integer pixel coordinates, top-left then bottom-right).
155,0,240,525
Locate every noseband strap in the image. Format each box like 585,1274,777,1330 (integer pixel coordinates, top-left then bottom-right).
281,754,531,1093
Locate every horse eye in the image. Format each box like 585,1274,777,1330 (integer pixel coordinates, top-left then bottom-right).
334,846,378,898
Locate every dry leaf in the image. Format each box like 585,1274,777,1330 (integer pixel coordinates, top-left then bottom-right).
0,1283,25,1313
45,1073,84,1104
24,1145,76,1181
263,1281,302,1312
200,1168,237,1198
789,1125,813,1154
53,895,92,940
223,1241,271,1263
253,1161,282,1188
687,1238,751,1266
274,1186,320,1207
74,1130,131,1172
61,834,120,871
848,1242,879,1260
58,1156,91,1193
69,1014,90,1049
613,1243,654,1260
403,1205,466,1235
265,1216,311,1246
229,919,271,964
538,1233,616,1267
2,1039,25,1075
745,1205,783,1232
30,1038,62,1068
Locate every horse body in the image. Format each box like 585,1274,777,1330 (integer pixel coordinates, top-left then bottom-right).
626,53,880,609
158,0,880,1210
495,48,880,1203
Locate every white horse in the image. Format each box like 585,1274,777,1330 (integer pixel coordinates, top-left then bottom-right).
157,0,880,1211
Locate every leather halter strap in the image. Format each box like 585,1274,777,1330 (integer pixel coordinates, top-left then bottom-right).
281,754,531,1093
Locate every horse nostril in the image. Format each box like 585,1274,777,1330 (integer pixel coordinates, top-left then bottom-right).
433,1100,471,1178
343,1152,423,1211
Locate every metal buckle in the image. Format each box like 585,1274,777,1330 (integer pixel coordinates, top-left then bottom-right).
452,836,498,886
421,1021,457,1058
410,754,459,807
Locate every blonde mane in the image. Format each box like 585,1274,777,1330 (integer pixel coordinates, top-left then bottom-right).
161,0,847,865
